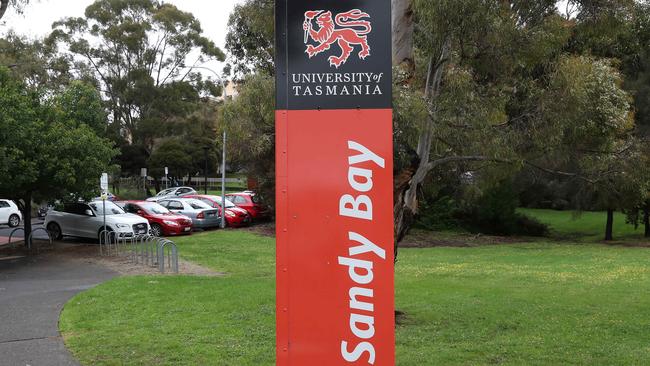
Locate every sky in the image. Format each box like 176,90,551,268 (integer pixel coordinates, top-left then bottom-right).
0,0,244,80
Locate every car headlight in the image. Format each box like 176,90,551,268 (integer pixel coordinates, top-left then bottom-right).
226,211,235,217
115,223,130,229
163,220,179,226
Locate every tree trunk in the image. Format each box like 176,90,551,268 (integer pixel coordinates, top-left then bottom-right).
392,0,414,72
154,177,161,194
393,39,451,262
643,202,650,238
21,192,33,251
605,208,614,241
0,0,9,21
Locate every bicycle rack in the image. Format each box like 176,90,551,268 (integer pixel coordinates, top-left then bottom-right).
27,228,53,252
99,230,119,256
158,240,179,274
7,228,25,249
98,231,179,274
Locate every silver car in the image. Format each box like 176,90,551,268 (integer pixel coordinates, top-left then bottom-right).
44,201,150,240
146,187,197,202
158,198,221,229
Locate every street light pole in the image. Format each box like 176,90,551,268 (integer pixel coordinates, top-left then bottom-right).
221,130,227,228
203,146,209,194
181,65,228,228
220,81,228,229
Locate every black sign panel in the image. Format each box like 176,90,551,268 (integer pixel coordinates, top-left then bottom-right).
276,0,392,110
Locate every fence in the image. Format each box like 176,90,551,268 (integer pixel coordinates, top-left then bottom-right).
116,176,246,193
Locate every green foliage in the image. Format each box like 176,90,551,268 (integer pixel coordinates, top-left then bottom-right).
416,182,549,236
0,67,118,203
225,0,274,77
220,74,275,201
49,81,107,136
0,31,75,92
147,139,193,180
49,0,226,176
395,0,650,236
460,182,549,236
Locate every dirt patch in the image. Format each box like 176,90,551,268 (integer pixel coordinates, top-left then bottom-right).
400,231,532,248
395,310,407,326
242,222,276,237
603,240,650,248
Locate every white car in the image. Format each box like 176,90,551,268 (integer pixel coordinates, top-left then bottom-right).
146,187,197,202
0,199,22,228
44,201,150,241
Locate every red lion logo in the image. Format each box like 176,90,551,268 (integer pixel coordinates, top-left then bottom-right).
303,9,372,68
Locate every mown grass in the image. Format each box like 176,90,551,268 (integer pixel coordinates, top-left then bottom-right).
520,208,645,242
60,226,650,365
60,231,276,366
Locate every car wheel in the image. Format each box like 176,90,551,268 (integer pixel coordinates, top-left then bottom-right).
151,223,163,237
8,214,20,228
47,222,63,240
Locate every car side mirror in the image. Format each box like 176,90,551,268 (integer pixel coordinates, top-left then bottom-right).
84,209,94,216
137,210,145,215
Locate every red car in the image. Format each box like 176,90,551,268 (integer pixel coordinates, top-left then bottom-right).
117,201,193,237
225,192,271,220
186,195,252,227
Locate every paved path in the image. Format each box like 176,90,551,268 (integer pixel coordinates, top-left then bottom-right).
0,254,117,365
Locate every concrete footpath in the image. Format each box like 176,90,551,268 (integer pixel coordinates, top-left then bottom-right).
0,254,116,366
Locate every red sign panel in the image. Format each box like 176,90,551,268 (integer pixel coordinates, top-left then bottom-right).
276,1,393,364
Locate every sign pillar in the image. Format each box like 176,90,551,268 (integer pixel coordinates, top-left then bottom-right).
276,1,394,364
100,173,109,238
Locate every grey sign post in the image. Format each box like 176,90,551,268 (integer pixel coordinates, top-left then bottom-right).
100,173,109,237
141,168,148,197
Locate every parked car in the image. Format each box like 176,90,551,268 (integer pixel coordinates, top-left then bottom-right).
116,201,193,237
186,195,252,227
146,187,197,202
44,201,150,241
93,192,120,201
0,199,22,228
225,192,271,220
38,205,49,218
158,198,221,229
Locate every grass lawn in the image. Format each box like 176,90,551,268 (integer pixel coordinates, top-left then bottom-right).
60,228,650,365
520,208,645,242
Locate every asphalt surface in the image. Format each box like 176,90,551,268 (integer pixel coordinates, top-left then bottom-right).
0,253,117,365
0,219,49,246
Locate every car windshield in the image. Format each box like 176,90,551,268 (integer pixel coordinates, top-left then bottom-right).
89,201,125,215
156,189,173,197
139,202,171,215
208,196,236,208
186,199,211,210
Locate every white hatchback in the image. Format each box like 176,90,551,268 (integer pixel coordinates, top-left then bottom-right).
0,199,22,227
44,201,150,241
